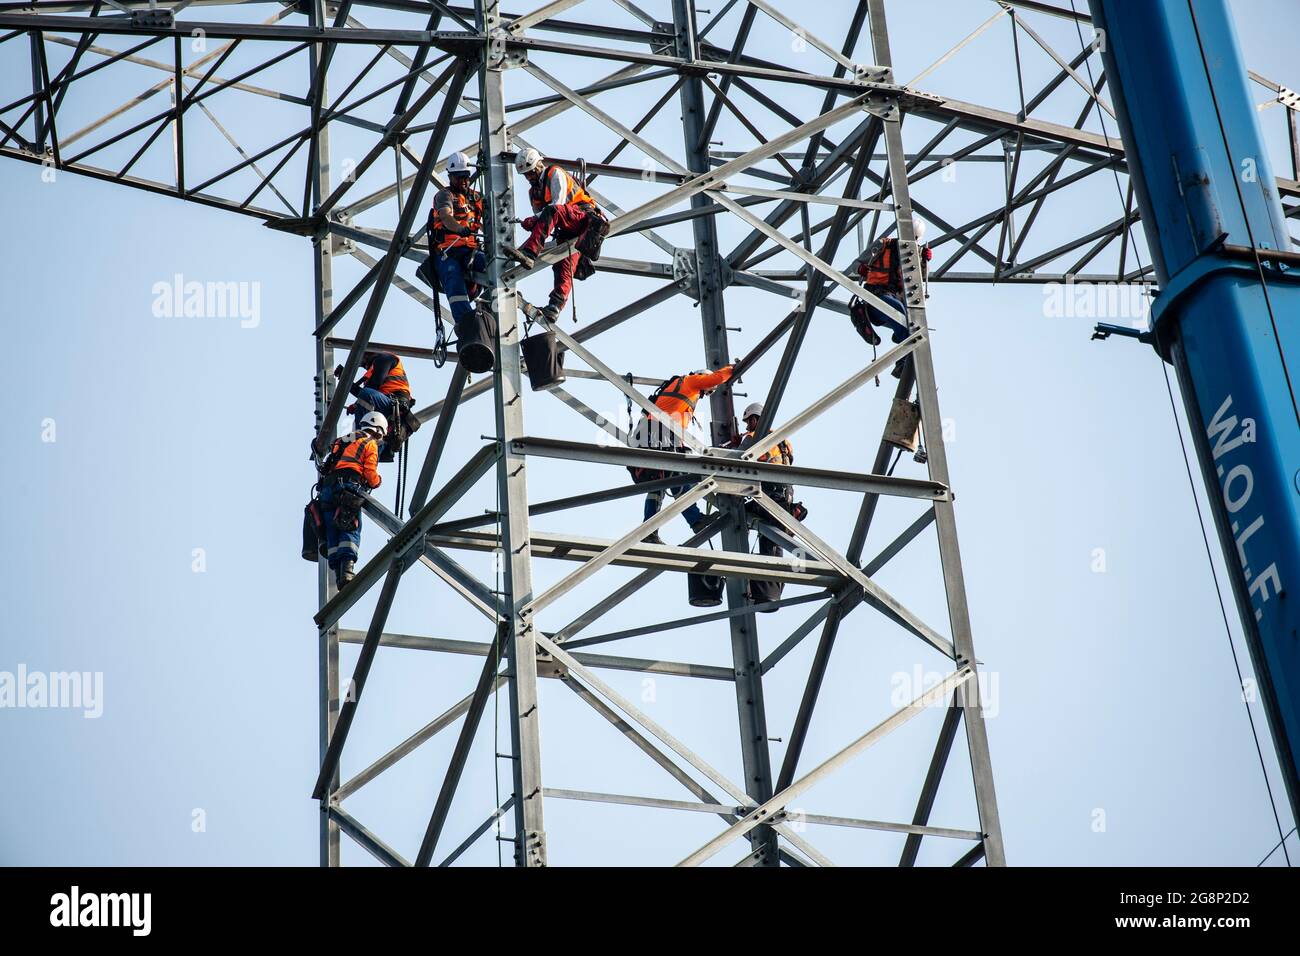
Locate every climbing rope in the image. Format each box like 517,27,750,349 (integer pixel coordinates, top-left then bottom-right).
1161,359,1291,867
492,456,504,867
394,443,402,518
625,373,635,435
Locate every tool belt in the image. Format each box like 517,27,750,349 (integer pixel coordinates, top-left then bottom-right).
627,444,688,485
575,206,609,273
628,465,670,484
327,481,367,532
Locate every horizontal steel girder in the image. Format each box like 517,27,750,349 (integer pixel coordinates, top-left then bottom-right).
510,437,950,500
426,527,845,588
335,629,736,681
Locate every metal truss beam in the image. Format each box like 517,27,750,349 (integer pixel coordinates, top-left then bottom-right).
13,0,1269,867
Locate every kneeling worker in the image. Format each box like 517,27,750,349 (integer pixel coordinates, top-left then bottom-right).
630,365,734,544
848,218,932,364
319,412,385,589
343,350,413,462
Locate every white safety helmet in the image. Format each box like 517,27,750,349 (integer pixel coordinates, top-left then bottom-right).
446,151,472,176
742,402,764,421
911,216,927,243
360,411,388,436
515,147,544,174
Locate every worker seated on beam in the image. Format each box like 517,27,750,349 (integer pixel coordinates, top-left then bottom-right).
340,350,414,463
424,151,486,324
317,412,385,590
628,365,734,545
508,147,609,321
848,217,932,375
735,401,804,609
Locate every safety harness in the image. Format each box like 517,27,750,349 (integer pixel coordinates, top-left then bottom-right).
430,186,484,250
324,434,374,483
360,358,409,396
530,163,596,211
754,438,794,466
321,433,377,532
857,237,932,292
649,374,699,414
627,373,707,481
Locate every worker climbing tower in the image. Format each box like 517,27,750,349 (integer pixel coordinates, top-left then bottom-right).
3,0,1296,865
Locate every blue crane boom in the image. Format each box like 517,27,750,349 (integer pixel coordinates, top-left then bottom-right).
1089,0,1300,826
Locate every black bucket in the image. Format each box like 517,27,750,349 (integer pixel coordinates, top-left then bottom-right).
748,577,784,610
455,310,496,374
687,572,724,608
521,329,565,390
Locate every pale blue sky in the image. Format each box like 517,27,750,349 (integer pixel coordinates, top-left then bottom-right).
1,0,1296,866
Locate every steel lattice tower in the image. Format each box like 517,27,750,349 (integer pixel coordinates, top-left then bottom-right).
3,0,1297,867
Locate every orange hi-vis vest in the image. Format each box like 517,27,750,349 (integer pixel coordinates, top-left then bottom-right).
858,237,932,292
530,164,594,211
361,356,409,397
650,366,733,433
328,434,381,488
747,431,793,466
431,187,483,251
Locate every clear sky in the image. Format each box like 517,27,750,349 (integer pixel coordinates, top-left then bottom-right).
1,0,1297,867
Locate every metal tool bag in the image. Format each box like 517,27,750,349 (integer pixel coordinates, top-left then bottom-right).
302,497,326,562
521,327,566,391
688,571,724,607
399,402,423,439
848,297,882,346
575,208,609,263
379,397,421,462
455,309,496,374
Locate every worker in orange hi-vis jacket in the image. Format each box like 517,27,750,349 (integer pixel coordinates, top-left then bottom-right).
627,365,735,544
317,412,385,590
509,147,609,321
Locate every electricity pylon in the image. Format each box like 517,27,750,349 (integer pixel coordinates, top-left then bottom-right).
4,0,1296,866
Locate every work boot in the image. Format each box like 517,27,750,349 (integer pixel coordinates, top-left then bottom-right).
336,561,356,590
507,246,535,269
539,302,562,323
643,531,664,546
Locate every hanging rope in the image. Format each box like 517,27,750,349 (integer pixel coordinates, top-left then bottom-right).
425,211,449,369
394,443,402,518
1259,826,1297,867
492,454,504,867
625,373,635,435
1161,359,1291,867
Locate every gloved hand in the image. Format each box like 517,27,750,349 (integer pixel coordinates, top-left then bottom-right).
345,403,356,414
332,364,344,379
521,216,537,231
